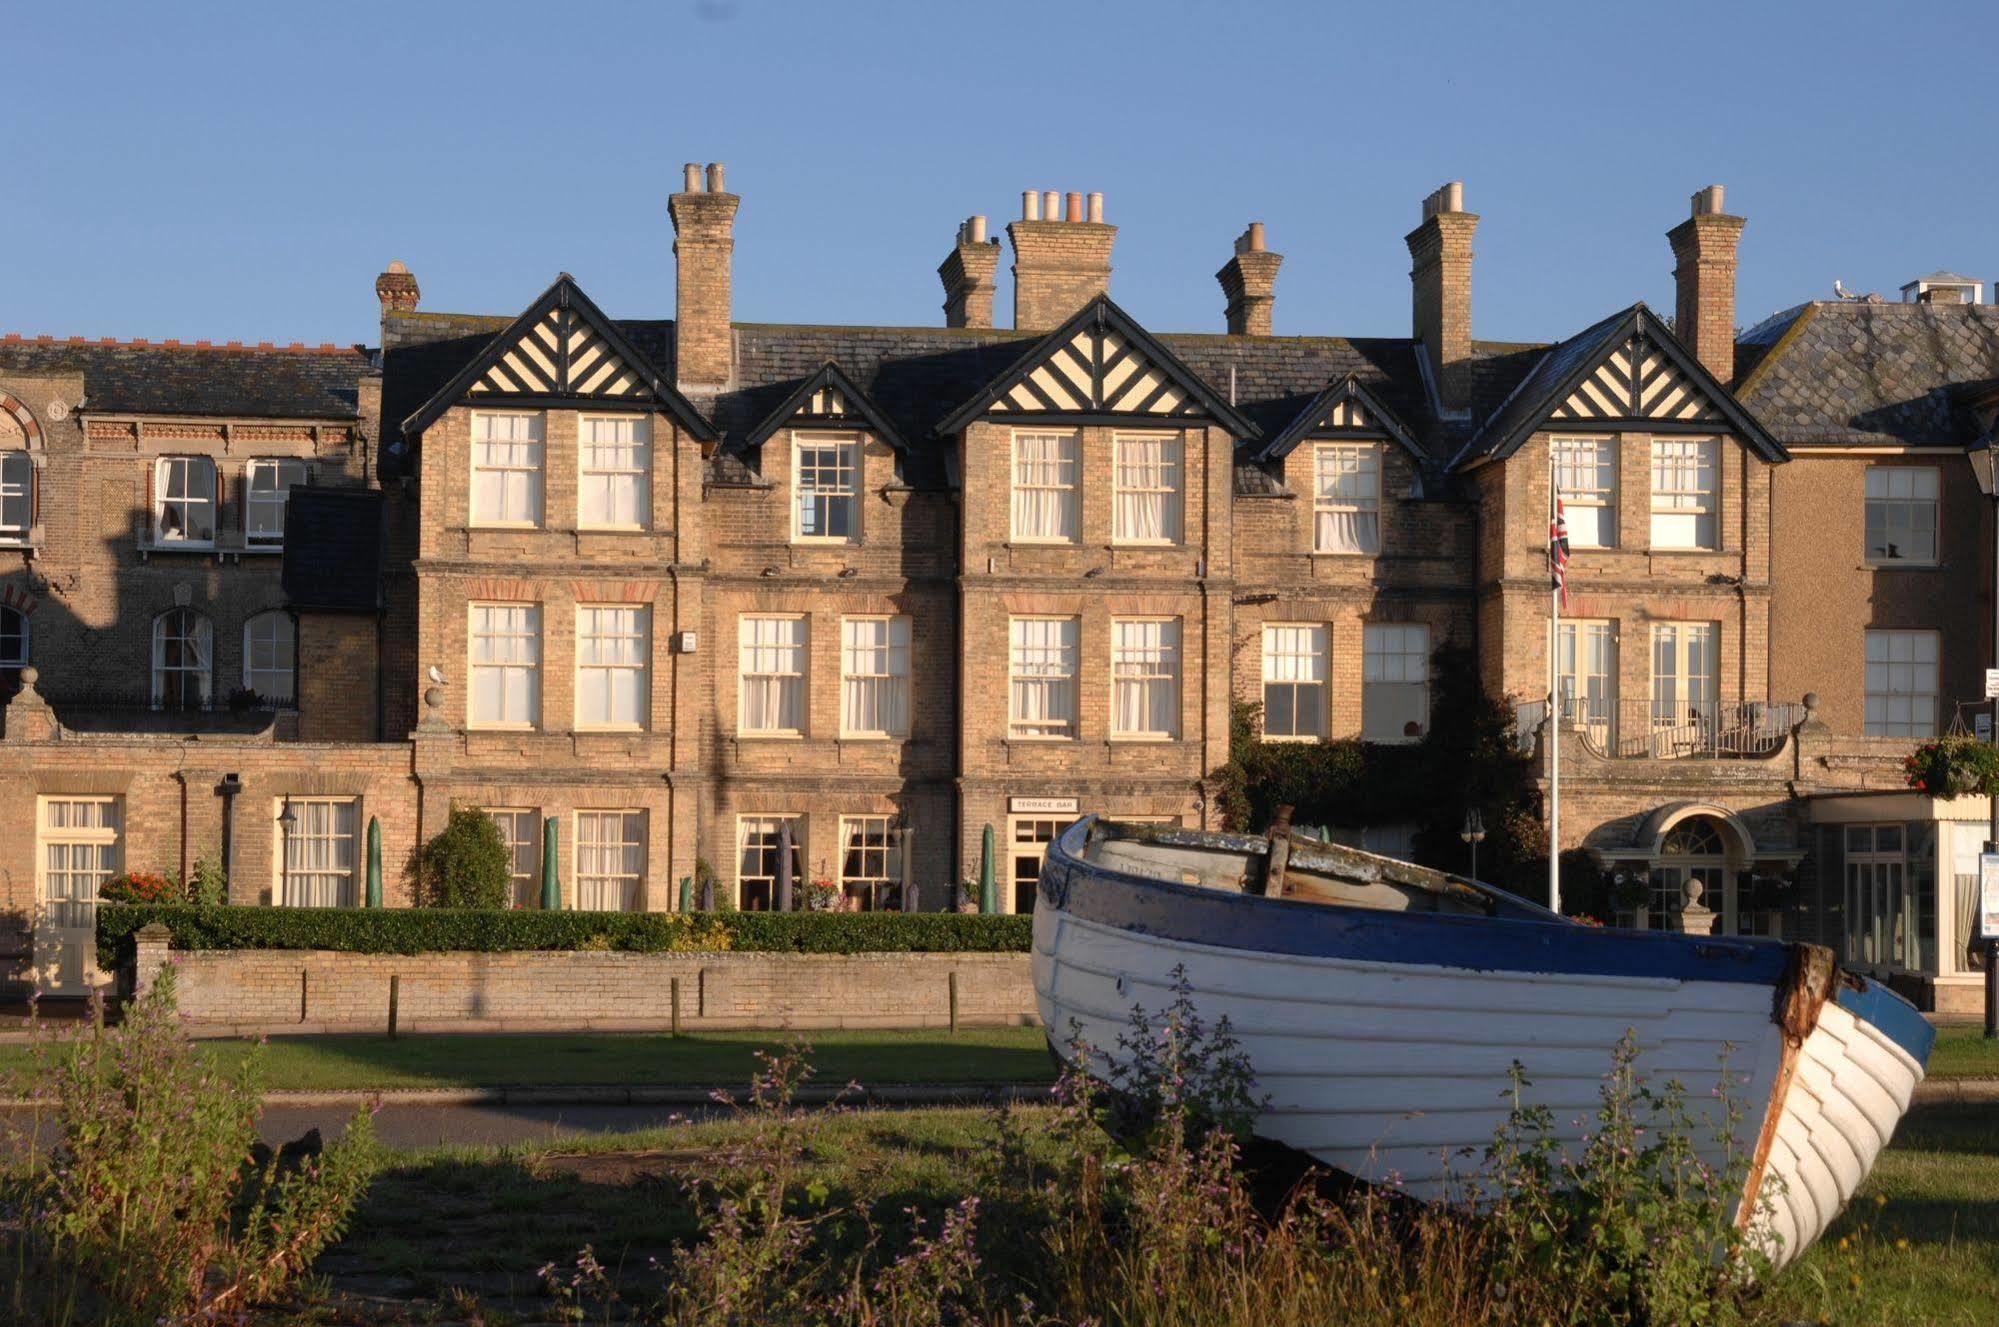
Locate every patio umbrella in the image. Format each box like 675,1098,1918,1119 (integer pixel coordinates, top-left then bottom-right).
365,817,383,908
775,821,795,912
902,826,918,913
540,816,561,910
978,823,998,914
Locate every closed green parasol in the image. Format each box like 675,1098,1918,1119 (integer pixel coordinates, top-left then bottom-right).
978,822,998,914
541,816,561,910
365,817,383,908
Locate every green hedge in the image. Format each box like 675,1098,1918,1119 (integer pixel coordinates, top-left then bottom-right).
96,904,1031,969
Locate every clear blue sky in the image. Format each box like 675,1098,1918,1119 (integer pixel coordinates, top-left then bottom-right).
10,1,1997,349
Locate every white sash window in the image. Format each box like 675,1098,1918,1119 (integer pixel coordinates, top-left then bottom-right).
1553,438,1616,548
740,615,807,734
469,604,540,728
1649,439,1716,549
486,808,540,908
579,416,650,530
280,798,358,908
576,606,649,730
42,798,120,929
1111,617,1180,739
470,412,544,527
1,451,35,539
1864,467,1939,564
1113,434,1182,544
1009,616,1079,738
1864,630,1938,737
246,458,309,546
840,815,901,911
794,434,860,541
1011,432,1080,542
577,810,643,911
1556,619,1617,742
1261,623,1328,740
840,615,910,738
1313,443,1381,554
155,456,217,545
1362,623,1429,742
0,604,25,668
737,815,802,912
152,608,213,710
243,610,296,705
1650,622,1717,728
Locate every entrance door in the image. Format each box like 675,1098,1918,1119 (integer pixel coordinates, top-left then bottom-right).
1009,818,1061,914
1649,816,1734,935
1650,623,1717,749
1844,824,1909,969
34,797,121,996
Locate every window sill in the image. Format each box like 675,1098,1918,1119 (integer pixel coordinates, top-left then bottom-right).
792,537,860,547
1109,734,1179,743
1006,733,1077,743
1864,560,1940,571
1005,539,1083,548
1112,540,1182,550
575,725,648,735
468,723,539,733
838,733,909,743
1310,549,1381,558
467,523,544,533
578,525,651,535
738,731,806,741
1260,734,1327,745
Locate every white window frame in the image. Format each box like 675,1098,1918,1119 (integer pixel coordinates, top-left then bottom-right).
154,455,218,547
1110,617,1181,740
0,450,34,541
1008,616,1080,739
1649,622,1718,728
1362,623,1430,743
737,814,802,912
1112,432,1183,545
1553,437,1616,549
486,808,540,908
578,415,651,531
792,431,861,543
151,608,213,710
1864,467,1940,565
278,797,359,908
469,411,545,528
467,603,541,730
1312,442,1382,554
1010,430,1081,544
839,814,901,911
576,809,644,912
246,458,309,547
40,796,122,930
1557,619,1617,747
839,615,911,739
1864,629,1939,737
575,605,649,731
0,603,27,669
1649,438,1717,550
1261,622,1328,742
739,614,808,736
242,610,296,705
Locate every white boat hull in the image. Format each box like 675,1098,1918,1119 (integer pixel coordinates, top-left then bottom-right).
1031,821,1931,1271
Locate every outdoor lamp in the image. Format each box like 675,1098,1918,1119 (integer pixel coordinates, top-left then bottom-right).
1459,807,1487,882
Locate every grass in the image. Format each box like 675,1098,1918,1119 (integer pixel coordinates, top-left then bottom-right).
1920,1024,1999,1079
0,1027,1056,1093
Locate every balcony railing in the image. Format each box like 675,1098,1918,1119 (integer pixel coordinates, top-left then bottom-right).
1516,697,1807,760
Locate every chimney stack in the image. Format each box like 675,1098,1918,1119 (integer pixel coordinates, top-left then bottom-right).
668,160,740,391
1008,188,1117,331
939,215,1002,329
1667,184,1745,384
1217,222,1282,336
1406,182,1479,410
375,260,420,316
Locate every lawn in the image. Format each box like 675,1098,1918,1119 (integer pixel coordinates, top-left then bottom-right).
1920,1024,1999,1079
0,1027,1056,1093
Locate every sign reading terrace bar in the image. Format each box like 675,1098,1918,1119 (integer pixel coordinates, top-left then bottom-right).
1010,796,1079,815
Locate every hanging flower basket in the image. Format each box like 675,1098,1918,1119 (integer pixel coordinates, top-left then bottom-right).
803,877,841,912
1904,734,1999,798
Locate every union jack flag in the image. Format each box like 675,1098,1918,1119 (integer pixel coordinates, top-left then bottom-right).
1549,496,1571,609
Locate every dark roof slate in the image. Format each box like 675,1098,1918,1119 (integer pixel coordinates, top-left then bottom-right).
282,488,385,611
1735,301,1999,447
0,340,365,420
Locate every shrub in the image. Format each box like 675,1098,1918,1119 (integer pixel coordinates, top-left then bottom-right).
96,904,1031,967
184,854,228,907
410,807,511,909
98,870,182,905
3,970,373,1324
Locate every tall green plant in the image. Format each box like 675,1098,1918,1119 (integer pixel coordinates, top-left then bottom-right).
410,807,512,909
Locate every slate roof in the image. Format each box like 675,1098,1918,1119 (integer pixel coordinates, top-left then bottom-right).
1735,301,1999,447
0,338,366,419
282,488,385,611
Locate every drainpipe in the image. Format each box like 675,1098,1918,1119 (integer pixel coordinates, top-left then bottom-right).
217,773,241,896
172,769,189,886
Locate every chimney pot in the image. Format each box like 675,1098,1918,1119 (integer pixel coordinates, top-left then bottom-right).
1087,192,1103,223
1065,191,1084,223
1043,190,1060,222
682,162,702,193
1247,221,1266,252
375,260,421,319
1692,184,1725,216
706,162,726,193
970,214,987,243
1022,190,1041,221
1443,181,1464,213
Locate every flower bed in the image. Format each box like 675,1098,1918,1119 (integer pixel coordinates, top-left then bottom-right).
96,904,1032,969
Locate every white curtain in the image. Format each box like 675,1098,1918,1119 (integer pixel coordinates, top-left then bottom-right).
153,610,213,708
1012,433,1079,541
1009,617,1077,736
577,606,647,727
741,617,807,733
470,605,539,725
577,811,642,911
472,414,544,524
841,617,909,736
1112,619,1179,737
580,418,649,528
1261,624,1327,737
284,800,357,907
1314,445,1381,554
1114,437,1180,543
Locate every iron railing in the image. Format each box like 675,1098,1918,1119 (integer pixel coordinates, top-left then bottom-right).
1516,697,1806,761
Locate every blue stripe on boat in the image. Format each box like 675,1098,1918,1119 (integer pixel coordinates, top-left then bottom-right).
1834,978,1937,1067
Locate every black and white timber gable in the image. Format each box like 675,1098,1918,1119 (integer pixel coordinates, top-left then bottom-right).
1256,373,1423,463
937,295,1256,437
1456,303,1784,465
400,274,716,442
742,360,910,452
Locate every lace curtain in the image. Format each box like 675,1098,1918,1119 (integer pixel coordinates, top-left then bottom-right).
283,800,357,907
1012,433,1079,540
1112,619,1179,737
741,617,807,732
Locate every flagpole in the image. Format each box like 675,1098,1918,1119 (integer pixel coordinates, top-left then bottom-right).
1549,456,1563,916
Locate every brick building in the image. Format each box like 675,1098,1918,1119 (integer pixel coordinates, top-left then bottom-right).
5,170,1996,1009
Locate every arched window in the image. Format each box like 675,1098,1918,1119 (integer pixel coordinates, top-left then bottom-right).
0,451,31,541
243,611,296,705
0,604,26,668
152,609,213,710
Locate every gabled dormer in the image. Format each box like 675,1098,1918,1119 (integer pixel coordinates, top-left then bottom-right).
741,361,911,546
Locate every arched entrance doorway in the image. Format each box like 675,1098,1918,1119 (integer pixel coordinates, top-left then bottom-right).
1625,805,1762,936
